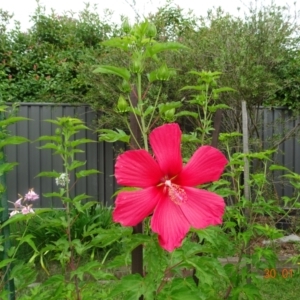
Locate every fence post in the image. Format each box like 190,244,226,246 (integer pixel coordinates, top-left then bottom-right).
241,100,252,283
129,88,144,298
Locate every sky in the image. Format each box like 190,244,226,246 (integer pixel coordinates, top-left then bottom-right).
1,0,298,30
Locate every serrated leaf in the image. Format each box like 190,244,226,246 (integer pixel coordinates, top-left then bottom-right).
69,160,86,171
38,142,59,150
144,105,155,117
35,135,61,142
158,101,182,114
98,129,130,143
36,171,61,178
70,139,95,147
101,36,135,50
73,193,92,203
145,42,189,57
0,136,29,148
175,111,198,118
108,274,144,299
213,87,236,93
180,85,206,91
93,65,130,81
17,234,38,252
0,162,18,175
76,169,100,178
0,117,30,127
0,258,15,268
42,192,62,198
127,107,142,116
181,133,201,143
112,187,140,198
269,164,290,171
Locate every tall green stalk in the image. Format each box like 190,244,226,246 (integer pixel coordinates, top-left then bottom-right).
0,124,15,300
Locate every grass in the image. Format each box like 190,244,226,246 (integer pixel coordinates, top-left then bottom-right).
258,271,300,300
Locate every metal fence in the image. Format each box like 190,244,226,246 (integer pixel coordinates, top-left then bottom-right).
4,104,300,208
257,107,300,199
5,103,123,209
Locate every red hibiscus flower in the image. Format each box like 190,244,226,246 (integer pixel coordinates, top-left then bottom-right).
113,123,228,251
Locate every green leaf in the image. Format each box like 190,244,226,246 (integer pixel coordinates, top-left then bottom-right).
38,142,59,150
112,187,140,198
17,234,38,252
175,111,198,118
73,193,92,203
0,136,29,148
36,171,61,178
213,87,236,93
43,192,63,198
70,139,95,147
69,160,86,171
269,164,290,171
35,135,61,142
0,258,15,268
108,274,144,299
76,169,100,178
181,133,201,143
0,162,18,175
158,101,182,114
98,129,130,143
101,36,135,51
145,42,189,57
0,117,30,127
180,85,206,91
208,104,231,112
93,65,131,81
144,105,155,117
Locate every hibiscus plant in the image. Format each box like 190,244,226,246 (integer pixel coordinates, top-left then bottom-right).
92,20,292,300
93,20,235,299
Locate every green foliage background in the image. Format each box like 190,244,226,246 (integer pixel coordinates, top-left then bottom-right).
0,0,299,125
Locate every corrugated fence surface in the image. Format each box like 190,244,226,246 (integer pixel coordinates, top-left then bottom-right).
4,104,300,208
257,108,300,199
5,103,123,208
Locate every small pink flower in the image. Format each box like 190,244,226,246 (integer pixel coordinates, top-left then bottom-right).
113,123,228,251
10,210,20,217
22,206,34,215
25,188,39,201
15,197,23,208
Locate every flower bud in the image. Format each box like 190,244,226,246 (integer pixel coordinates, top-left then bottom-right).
131,52,144,73
55,128,61,135
157,64,169,81
146,22,157,38
122,18,131,34
117,96,129,113
120,80,131,93
164,108,176,122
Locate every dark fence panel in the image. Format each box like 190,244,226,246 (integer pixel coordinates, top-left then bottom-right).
4,104,300,208
5,103,122,208
257,108,300,199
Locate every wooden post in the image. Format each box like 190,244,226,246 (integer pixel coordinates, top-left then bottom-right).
241,101,252,283
129,88,144,296
211,109,223,148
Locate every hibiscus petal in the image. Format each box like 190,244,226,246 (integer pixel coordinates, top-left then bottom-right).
151,194,190,252
149,123,182,178
115,150,163,188
113,187,160,226
176,146,227,186
180,187,225,228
